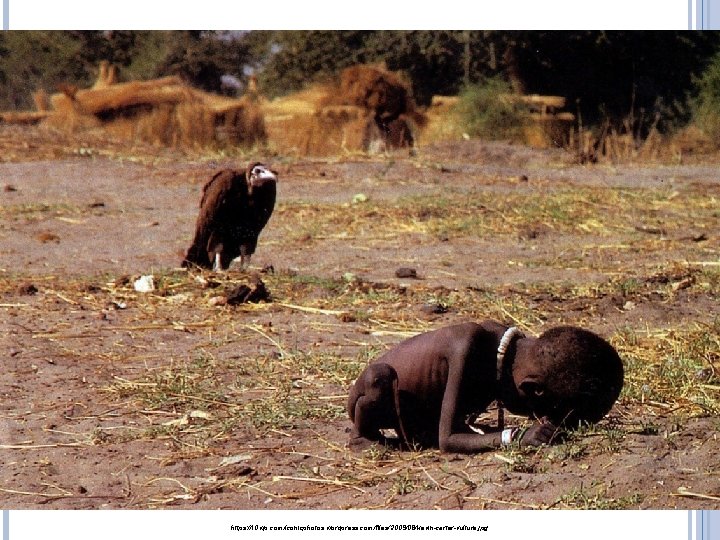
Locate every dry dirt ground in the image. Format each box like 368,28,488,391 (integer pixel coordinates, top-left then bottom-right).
0,125,718,510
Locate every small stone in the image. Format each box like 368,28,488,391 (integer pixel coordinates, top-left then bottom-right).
339,312,356,323
395,267,418,279
17,283,38,295
133,275,155,293
225,277,270,305
420,303,448,315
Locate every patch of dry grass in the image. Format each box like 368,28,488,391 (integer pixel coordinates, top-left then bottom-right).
614,322,720,417
2,165,718,508
273,184,719,249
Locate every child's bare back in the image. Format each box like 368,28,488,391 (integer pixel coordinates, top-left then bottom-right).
347,321,624,453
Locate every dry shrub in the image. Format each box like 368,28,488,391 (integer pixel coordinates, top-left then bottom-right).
17,63,423,155
265,104,374,156
424,81,575,149
417,95,463,145
669,125,716,158
92,60,118,89
44,93,102,132
0,111,49,124
523,113,575,149
32,89,50,112
217,97,266,146
175,101,215,148
334,64,427,139
262,85,339,155
572,121,685,164
133,103,176,145
383,117,415,149
265,85,331,118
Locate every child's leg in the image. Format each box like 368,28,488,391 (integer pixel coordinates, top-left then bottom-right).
348,363,407,448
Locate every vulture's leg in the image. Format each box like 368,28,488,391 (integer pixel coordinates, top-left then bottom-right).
213,252,223,272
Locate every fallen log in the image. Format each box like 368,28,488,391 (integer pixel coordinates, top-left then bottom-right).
0,111,49,124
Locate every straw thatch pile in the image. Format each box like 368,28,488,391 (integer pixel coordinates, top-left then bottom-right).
263,64,426,156
7,62,266,149
511,94,575,149
3,63,426,155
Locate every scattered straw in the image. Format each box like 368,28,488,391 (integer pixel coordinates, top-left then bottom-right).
272,475,366,493
277,302,347,316
464,496,544,509
0,487,68,498
236,325,287,359
674,487,720,501
0,443,84,450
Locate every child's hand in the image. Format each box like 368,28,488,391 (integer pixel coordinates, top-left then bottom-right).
518,421,558,446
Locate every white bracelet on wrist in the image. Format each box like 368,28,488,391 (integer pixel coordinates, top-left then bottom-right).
501,428,517,446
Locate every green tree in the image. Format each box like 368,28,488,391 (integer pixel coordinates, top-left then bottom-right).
0,31,177,109
0,32,86,109
492,31,719,132
692,50,720,139
254,31,480,105
363,31,466,105
69,31,140,71
252,31,371,98
154,31,253,93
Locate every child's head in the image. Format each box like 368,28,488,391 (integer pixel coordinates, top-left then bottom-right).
514,326,624,426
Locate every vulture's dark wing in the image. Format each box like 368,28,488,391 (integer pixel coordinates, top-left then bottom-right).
250,181,277,233
182,170,248,269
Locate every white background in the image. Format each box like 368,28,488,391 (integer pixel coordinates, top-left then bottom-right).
11,509,690,540
9,0,691,30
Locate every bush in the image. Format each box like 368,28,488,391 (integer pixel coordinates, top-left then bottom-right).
455,78,526,141
692,52,720,140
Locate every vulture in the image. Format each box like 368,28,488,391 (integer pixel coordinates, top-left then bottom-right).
182,162,277,271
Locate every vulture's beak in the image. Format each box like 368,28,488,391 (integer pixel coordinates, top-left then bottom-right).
249,165,277,186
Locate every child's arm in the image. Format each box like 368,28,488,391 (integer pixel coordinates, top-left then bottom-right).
439,409,558,452
437,330,557,453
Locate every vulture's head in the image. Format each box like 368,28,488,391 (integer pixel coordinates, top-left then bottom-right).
246,162,277,195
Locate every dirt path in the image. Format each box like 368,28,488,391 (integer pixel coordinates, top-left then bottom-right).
1,128,718,509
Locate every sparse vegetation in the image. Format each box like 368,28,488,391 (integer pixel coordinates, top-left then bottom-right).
556,483,643,509
692,51,720,142
455,79,527,141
